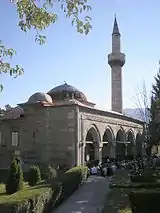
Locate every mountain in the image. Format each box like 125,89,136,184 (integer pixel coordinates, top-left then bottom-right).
123,108,150,122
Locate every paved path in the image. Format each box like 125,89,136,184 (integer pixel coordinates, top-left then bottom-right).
53,175,110,213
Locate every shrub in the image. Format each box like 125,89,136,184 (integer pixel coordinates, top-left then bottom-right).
42,165,57,182
129,189,160,213
110,182,160,189
48,166,57,181
28,165,41,186
0,184,53,213
56,166,88,205
5,158,24,194
130,175,157,183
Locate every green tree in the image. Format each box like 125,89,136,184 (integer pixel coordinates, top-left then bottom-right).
149,66,160,150
1,0,92,89
28,165,41,186
5,158,24,194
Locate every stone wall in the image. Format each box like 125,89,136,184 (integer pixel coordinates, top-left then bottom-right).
76,105,144,165
0,104,78,170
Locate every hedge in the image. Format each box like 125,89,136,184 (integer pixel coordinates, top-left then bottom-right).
0,166,88,213
110,182,160,189
0,169,28,183
50,166,88,210
129,189,160,213
130,175,159,183
0,183,53,213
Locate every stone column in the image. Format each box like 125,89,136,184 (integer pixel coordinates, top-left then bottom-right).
80,143,86,166
142,143,147,156
125,144,128,157
132,144,136,157
94,143,99,161
109,143,116,159
98,144,103,163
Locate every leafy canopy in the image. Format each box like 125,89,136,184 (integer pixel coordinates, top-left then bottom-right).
149,68,160,146
0,0,92,89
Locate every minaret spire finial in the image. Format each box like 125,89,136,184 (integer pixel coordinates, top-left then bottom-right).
113,15,120,35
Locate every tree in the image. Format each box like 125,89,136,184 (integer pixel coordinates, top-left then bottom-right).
131,80,151,154
0,0,92,89
5,158,24,194
131,80,150,123
28,165,41,186
149,64,160,149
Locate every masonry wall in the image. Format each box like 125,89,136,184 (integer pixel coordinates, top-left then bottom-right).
78,106,144,141
0,104,78,171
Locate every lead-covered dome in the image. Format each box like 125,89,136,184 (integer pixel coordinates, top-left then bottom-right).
28,92,52,103
48,83,87,102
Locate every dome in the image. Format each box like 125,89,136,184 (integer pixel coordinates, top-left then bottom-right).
48,83,87,102
28,92,52,103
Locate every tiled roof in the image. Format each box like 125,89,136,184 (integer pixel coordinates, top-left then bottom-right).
0,106,24,120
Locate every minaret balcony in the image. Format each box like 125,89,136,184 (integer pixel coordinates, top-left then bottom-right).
108,53,125,67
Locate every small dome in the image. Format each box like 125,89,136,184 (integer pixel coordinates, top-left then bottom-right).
48,83,87,102
28,92,52,103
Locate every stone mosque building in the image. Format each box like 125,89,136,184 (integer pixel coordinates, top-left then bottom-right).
0,18,145,170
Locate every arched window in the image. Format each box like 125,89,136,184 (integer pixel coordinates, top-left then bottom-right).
12,132,19,147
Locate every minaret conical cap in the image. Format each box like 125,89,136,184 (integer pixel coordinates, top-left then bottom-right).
112,16,120,35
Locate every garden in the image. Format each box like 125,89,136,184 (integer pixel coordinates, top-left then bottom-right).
0,158,89,213
102,166,160,213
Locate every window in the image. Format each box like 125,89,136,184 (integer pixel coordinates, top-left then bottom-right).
12,132,19,147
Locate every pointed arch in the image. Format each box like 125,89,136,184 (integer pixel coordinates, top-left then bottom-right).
102,126,114,159
85,124,101,162
115,128,126,159
102,126,114,142
126,130,135,158
126,129,135,142
85,124,101,143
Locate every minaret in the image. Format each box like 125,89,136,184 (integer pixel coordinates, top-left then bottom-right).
108,17,125,113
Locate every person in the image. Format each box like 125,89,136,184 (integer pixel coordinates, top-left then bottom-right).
103,166,107,177
90,166,98,175
111,163,117,174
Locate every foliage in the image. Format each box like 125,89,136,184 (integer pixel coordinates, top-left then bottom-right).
0,41,24,91
0,166,88,212
28,165,41,186
54,166,88,207
41,165,57,182
102,170,131,213
131,81,150,152
1,0,92,89
0,183,53,213
5,159,24,195
129,189,160,213
149,66,160,148
47,165,57,181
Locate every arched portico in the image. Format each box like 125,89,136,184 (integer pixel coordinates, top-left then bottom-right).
126,131,135,159
136,133,143,156
102,127,114,160
116,129,126,159
85,126,100,162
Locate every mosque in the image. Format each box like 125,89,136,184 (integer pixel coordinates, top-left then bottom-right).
0,18,145,170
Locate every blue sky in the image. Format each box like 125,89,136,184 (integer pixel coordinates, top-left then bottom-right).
0,0,160,109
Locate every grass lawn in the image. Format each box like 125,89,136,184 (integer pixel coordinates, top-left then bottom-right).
102,170,132,213
0,182,51,205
